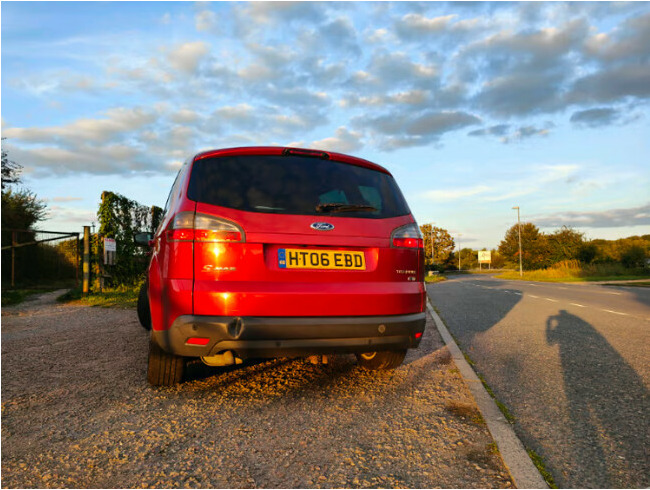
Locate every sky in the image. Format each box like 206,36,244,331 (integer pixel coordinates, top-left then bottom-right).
2,1,649,249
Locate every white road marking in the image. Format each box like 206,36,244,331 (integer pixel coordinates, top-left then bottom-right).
529,295,539,298
602,309,629,316
570,303,586,308
604,292,622,296
528,284,538,286
544,298,559,302
513,292,522,296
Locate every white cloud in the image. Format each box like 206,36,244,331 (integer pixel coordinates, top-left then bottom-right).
195,10,217,32
311,127,364,153
3,107,156,145
167,42,210,73
422,185,491,201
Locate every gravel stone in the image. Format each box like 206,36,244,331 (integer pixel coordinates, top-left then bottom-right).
2,292,513,488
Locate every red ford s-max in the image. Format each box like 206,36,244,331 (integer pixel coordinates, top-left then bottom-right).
137,146,426,385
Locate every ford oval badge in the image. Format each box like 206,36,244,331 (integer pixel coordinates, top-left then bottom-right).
311,222,335,231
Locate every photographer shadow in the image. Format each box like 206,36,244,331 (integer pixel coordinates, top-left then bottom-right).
546,310,649,487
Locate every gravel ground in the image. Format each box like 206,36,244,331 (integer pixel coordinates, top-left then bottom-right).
2,292,513,488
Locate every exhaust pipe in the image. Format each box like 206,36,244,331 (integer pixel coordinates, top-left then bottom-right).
201,351,243,367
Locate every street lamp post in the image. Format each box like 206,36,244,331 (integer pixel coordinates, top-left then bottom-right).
512,206,523,277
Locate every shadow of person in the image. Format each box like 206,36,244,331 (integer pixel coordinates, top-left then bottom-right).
546,310,649,487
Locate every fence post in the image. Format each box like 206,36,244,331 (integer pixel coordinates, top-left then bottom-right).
76,234,80,288
11,231,17,288
83,226,90,294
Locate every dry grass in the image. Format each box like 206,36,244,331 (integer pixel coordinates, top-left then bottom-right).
497,260,649,282
445,400,485,426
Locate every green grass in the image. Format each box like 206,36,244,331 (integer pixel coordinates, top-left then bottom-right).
58,283,140,308
2,289,36,307
425,274,447,283
496,260,649,283
527,449,558,488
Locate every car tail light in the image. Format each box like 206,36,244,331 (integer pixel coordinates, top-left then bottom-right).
167,212,245,243
391,223,423,248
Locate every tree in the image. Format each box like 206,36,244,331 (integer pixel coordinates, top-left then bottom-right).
1,189,47,231
419,224,455,268
577,242,598,264
547,226,584,263
1,144,46,231
459,248,478,270
1,138,22,190
620,245,647,268
498,222,551,270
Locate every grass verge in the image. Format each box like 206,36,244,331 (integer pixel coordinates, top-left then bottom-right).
603,281,650,287
432,300,557,487
2,289,40,307
496,260,649,283
425,274,447,283
527,449,558,488
58,283,140,308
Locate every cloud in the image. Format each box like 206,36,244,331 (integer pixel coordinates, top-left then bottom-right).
357,110,480,150
167,42,210,73
4,142,159,177
468,123,553,143
422,185,491,201
468,124,510,138
570,107,620,127
3,107,157,145
568,64,650,104
311,127,363,153
195,10,217,32
47,197,83,203
395,13,458,39
583,12,650,63
533,203,650,228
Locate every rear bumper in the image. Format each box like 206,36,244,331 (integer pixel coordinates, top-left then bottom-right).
152,312,426,359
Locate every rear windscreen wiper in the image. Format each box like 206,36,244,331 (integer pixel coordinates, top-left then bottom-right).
315,203,378,213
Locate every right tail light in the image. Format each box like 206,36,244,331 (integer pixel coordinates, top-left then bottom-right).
391,223,423,249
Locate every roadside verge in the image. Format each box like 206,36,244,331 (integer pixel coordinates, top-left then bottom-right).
427,299,548,489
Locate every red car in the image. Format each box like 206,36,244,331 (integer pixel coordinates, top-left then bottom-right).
137,147,426,385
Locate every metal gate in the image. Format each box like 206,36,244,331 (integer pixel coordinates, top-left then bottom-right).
1,229,80,288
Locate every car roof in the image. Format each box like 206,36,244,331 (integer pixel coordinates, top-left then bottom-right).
192,146,391,175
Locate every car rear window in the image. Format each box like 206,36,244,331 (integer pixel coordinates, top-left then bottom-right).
187,155,411,218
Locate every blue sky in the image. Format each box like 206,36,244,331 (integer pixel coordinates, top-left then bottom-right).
2,1,649,249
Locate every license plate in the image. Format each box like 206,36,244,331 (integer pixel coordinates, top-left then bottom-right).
278,248,366,270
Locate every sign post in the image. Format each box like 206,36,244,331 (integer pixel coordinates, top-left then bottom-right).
478,250,492,270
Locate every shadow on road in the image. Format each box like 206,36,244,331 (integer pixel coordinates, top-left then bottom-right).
546,310,649,487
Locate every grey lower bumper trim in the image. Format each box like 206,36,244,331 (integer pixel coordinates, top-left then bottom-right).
152,312,425,358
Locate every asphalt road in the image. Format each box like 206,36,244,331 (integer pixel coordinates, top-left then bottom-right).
427,274,650,489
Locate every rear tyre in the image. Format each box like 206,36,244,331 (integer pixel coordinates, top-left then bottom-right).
356,350,407,370
137,283,152,330
147,339,185,386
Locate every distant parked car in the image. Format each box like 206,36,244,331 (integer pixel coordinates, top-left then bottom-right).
136,147,426,385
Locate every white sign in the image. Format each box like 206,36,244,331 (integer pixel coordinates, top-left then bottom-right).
478,250,491,263
104,238,116,252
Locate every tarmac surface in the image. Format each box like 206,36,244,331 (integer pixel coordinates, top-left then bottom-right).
427,274,650,488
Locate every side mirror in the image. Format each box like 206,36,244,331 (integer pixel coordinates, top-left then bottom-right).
134,232,154,247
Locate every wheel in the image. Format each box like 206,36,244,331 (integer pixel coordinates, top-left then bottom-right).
137,283,152,330
356,350,407,370
147,339,185,386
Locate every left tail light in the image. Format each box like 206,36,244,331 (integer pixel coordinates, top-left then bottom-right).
391,223,423,248
166,212,245,243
